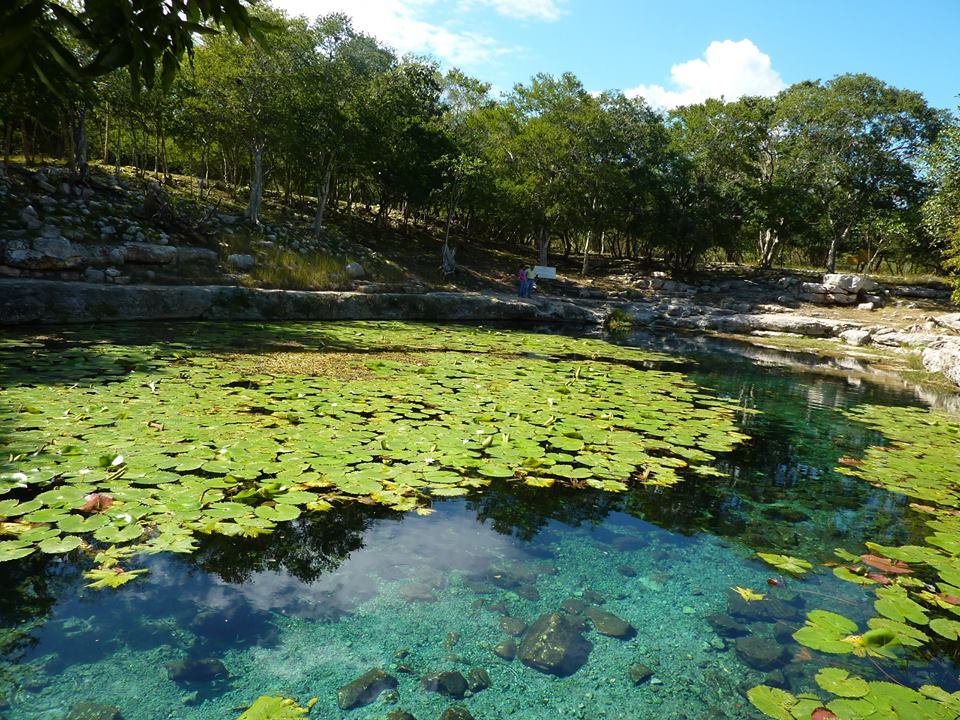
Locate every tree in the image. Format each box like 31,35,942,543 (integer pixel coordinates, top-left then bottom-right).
776,74,942,271
0,0,262,94
925,116,960,291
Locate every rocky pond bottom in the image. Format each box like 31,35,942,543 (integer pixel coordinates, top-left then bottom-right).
1,324,959,720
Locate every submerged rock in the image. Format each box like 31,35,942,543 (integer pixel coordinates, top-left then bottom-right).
581,590,604,605
706,612,749,638
584,608,635,638
499,616,527,636
421,671,468,698
735,636,786,670
728,591,801,623
492,639,516,661
337,668,398,709
386,711,416,720
516,584,540,601
760,505,810,523
398,583,437,602
611,536,645,551
165,658,228,683
466,668,491,692
65,703,123,720
440,706,474,720
617,565,637,577
560,597,587,615
518,612,592,676
629,662,654,685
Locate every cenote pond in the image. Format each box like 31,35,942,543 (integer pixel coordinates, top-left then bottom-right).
1,322,960,720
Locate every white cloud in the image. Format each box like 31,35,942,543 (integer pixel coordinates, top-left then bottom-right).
272,0,508,65
626,39,785,110
468,0,567,21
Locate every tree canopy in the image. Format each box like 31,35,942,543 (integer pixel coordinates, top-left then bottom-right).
0,1,957,279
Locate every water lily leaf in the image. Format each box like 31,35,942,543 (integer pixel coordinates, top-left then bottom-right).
84,566,149,589
793,610,859,654
746,686,794,720
0,541,34,562
757,552,813,575
38,535,82,554
874,585,928,625
815,668,869,698
929,617,960,640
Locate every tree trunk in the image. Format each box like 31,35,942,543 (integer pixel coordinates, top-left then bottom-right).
2,119,12,173
757,228,780,269
21,118,34,164
102,105,110,163
72,105,88,180
581,229,592,275
825,225,850,273
247,143,264,224
312,152,335,236
114,121,122,180
537,225,549,265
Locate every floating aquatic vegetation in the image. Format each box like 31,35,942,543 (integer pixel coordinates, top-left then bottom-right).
750,403,960,719
748,671,960,720
0,322,749,585
732,586,765,602
756,552,813,575
236,695,313,719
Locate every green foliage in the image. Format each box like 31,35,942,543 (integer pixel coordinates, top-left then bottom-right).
0,322,748,584
0,0,264,95
750,677,960,720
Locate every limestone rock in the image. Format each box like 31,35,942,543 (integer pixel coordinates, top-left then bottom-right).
227,253,255,271
440,707,474,720
177,246,219,267
346,261,366,279
492,639,516,661
386,711,416,720
839,328,872,347
923,340,960,387
518,612,592,676
122,243,177,264
165,657,228,683
398,582,436,602
706,612,749,638
629,662,653,685
499,616,527,636
83,268,106,283
64,702,123,720
584,607,634,638
735,636,786,670
421,671,468,698
822,274,878,294
337,668,398,710
466,667,491,692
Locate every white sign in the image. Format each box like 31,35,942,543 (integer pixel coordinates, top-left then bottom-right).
533,266,556,279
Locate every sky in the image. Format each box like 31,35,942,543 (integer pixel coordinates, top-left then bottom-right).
272,0,960,110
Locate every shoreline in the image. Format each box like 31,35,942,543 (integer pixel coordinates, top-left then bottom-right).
2,278,958,393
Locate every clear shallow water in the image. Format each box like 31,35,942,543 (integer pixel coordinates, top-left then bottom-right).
0,326,956,720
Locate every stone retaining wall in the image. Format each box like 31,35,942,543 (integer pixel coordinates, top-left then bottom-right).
0,280,605,326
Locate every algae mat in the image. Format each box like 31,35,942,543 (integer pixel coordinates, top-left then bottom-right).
0,322,748,584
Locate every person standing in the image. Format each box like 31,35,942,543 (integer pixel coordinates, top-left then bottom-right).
518,267,528,297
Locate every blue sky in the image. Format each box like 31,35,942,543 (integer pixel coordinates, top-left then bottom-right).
276,0,959,110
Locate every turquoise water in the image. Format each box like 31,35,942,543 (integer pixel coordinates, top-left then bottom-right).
0,327,956,720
